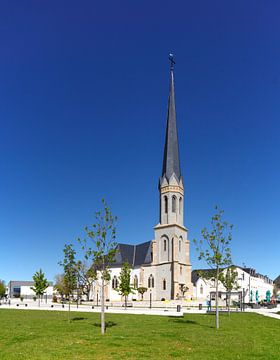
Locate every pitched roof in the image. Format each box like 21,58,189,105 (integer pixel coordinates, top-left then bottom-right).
161,61,181,182
113,241,152,267
274,275,280,286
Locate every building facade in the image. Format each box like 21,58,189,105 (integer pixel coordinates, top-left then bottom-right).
7,281,54,300
90,59,192,302
192,266,274,304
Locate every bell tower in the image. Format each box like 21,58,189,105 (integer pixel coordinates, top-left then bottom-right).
153,55,192,300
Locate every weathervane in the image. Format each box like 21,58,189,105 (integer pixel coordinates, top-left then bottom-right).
169,53,175,70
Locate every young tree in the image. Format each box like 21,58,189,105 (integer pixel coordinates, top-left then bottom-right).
76,260,97,301
80,199,117,335
194,206,233,330
31,269,49,307
219,266,239,314
54,274,67,299
0,280,6,299
59,244,77,322
137,287,147,300
117,262,135,308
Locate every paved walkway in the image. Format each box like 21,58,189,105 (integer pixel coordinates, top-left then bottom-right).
1,302,279,319
0,303,183,317
246,306,280,320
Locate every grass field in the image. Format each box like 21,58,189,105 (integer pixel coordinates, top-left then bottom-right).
0,309,279,360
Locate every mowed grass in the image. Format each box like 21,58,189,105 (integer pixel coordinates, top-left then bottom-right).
0,309,279,360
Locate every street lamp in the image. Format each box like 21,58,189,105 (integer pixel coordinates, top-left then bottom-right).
149,290,152,309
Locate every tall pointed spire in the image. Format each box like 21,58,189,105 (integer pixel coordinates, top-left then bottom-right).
161,54,181,182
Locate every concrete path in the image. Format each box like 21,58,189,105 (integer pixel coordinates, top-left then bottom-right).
1,302,279,319
246,306,280,320
0,303,183,317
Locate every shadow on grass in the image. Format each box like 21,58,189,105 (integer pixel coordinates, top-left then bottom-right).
93,321,117,328
169,317,214,329
72,317,88,321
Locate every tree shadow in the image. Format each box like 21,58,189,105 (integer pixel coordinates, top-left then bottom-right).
72,317,88,321
93,321,117,328
169,318,198,325
169,317,214,329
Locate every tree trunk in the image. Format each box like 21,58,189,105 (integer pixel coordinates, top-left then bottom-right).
38,296,40,307
101,276,105,335
228,291,231,316
216,269,219,330
125,295,127,309
68,295,71,323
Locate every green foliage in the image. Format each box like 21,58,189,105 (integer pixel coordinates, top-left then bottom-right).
194,206,233,329
79,199,117,334
80,199,117,273
194,207,233,270
137,287,147,300
31,269,49,306
59,244,77,297
59,244,78,322
0,279,6,298
117,262,135,307
219,266,239,292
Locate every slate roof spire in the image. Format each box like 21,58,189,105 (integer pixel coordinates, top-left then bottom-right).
161,54,181,182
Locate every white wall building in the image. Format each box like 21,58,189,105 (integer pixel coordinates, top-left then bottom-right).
192,266,274,304
7,281,54,300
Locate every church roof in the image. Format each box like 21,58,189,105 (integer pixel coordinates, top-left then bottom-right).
161,55,181,182
113,241,152,268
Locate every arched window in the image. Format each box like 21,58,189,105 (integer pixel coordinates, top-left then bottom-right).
112,276,118,289
164,239,167,251
163,279,166,290
172,195,177,213
180,266,182,275
179,197,182,214
148,274,154,288
179,240,181,252
164,196,168,213
133,275,138,289
200,285,203,295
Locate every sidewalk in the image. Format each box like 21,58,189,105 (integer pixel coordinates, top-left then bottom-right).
0,302,183,317
246,306,280,320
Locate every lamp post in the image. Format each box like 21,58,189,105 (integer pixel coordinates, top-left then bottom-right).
149,290,152,309
97,291,99,307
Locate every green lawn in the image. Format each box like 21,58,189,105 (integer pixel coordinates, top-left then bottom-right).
0,309,279,360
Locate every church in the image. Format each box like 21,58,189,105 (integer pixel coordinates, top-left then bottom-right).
91,58,193,302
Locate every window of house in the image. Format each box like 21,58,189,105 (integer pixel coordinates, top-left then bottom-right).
180,266,182,275
200,285,203,295
172,195,176,212
179,240,181,252
163,279,166,290
164,239,167,251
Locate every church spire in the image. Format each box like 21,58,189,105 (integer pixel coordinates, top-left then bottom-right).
162,54,181,182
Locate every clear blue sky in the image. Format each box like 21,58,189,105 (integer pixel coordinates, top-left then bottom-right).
0,0,279,283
